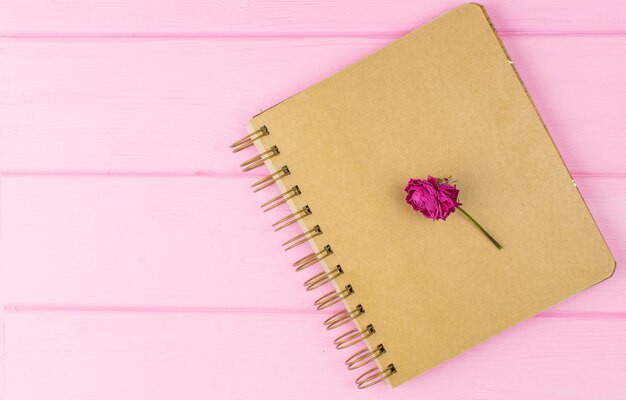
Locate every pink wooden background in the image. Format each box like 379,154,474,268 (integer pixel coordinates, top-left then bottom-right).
0,1,625,398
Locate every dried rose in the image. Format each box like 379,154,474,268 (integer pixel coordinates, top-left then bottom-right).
405,176,502,249
404,176,461,220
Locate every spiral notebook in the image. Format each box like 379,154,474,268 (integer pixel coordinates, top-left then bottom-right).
230,3,615,389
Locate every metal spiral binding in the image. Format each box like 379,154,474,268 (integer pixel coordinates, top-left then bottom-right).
334,325,375,350
356,365,397,389
230,126,269,153
324,305,364,330
282,225,322,251
303,265,343,291
345,345,386,370
252,165,290,192
292,246,333,271
272,206,312,231
231,126,397,388
261,186,300,212
314,285,354,310
240,146,279,172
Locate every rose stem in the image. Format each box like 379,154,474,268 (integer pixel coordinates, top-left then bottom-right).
456,206,502,250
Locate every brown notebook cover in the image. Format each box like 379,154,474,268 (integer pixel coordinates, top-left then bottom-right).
234,3,615,388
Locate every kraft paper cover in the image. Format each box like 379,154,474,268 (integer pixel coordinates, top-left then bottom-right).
249,3,615,387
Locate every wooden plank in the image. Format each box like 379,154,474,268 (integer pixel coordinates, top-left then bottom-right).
1,36,625,174
0,307,4,399
0,194,5,398
0,175,319,310
1,1,625,36
0,38,378,173
4,310,626,399
1,175,623,313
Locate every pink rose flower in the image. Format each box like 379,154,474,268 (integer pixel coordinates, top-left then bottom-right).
404,175,501,249
404,176,462,220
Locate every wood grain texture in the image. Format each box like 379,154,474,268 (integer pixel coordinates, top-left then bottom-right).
1,0,626,36
0,175,320,310
1,0,625,398
4,311,626,399
1,36,625,174
0,214,5,398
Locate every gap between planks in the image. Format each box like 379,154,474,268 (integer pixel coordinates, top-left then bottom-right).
3,304,625,320
0,172,625,178
3,30,626,40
